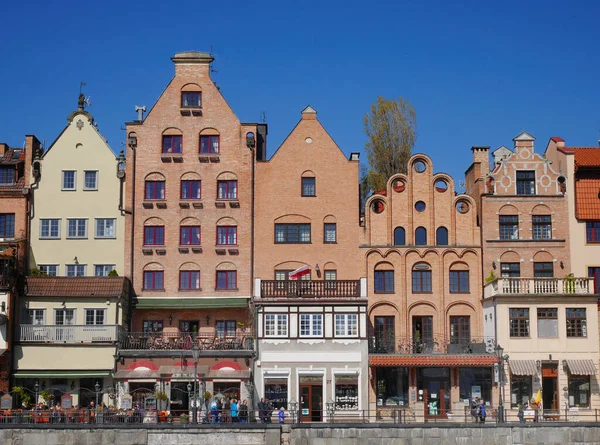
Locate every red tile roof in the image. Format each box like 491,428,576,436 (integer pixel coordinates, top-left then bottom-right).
575,178,600,220
574,148,600,167
370,355,499,367
550,136,565,143
25,277,127,298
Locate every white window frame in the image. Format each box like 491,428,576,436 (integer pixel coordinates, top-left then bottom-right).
26,309,45,325
66,264,86,277
299,313,323,338
95,218,116,239
94,264,116,277
39,219,61,239
55,308,76,325
62,170,77,191
335,313,358,338
85,309,106,325
67,218,88,239
264,314,288,338
83,170,98,191
38,264,59,276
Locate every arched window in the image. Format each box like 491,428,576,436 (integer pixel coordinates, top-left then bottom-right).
436,227,448,246
394,227,405,246
415,227,427,246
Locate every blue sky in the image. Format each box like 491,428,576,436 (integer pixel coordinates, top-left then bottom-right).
1,0,599,188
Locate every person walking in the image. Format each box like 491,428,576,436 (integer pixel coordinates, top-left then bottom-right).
471,397,479,423
518,403,525,423
231,399,238,423
258,398,266,423
278,407,285,424
479,400,487,423
239,399,248,423
210,399,218,424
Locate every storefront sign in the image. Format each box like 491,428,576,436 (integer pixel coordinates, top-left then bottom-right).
1,394,12,409
471,386,481,400
121,394,132,409
61,394,72,409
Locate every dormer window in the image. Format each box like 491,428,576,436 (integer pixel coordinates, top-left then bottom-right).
0,167,14,185
181,92,201,108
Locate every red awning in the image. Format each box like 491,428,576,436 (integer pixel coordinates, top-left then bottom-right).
370,355,499,367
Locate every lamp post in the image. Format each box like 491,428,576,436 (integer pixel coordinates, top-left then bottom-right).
191,344,200,424
289,399,298,424
187,382,192,419
495,344,508,423
95,381,101,423
34,381,39,407
326,398,335,423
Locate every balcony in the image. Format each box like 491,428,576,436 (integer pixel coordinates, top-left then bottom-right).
18,325,121,343
259,279,363,299
368,335,496,355
484,277,594,298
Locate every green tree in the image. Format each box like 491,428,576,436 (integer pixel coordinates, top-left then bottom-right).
29,267,47,277
361,96,417,203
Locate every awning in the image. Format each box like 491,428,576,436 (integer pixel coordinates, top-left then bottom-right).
369,355,498,367
508,360,537,375
565,359,597,375
13,370,112,378
134,298,248,310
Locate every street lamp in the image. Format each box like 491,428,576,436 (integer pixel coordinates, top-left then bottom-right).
34,381,39,407
495,344,509,423
326,398,335,423
95,381,101,423
191,344,200,424
289,399,298,424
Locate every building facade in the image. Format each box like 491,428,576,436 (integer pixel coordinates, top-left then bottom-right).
119,52,264,409
363,154,496,420
254,107,368,422
467,132,599,419
28,100,125,277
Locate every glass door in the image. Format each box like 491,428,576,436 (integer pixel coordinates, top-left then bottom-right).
412,316,433,353
418,368,451,418
374,316,395,353
300,382,323,422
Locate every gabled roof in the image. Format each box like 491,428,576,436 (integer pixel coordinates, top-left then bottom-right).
25,277,127,298
0,148,24,165
513,131,535,141
575,178,600,220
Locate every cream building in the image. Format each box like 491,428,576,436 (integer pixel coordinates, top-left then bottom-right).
29,99,125,277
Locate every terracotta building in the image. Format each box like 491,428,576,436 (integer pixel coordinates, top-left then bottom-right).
467,132,598,420
254,106,368,422
0,136,38,391
118,52,265,409
363,154,496,419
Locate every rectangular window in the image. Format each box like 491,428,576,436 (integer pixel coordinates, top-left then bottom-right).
334,375,359,411
62,170,76,190
94,265,115,276
66,264,86,277
449,270,469,293
95,218,116,238
566,308,587,337
264,379,288,410
373,316,395,353
374,270,394,293
516,170,535,195
85,309,105,325
83,171,98,190
301,177,316,196
510,376,532,408
588,267,600,294
509,308,530,337
217,226,237,245
568,376,590,408
537,308,558,338
216,320,236,338
324,223,337,243
216,270,237,290
162,135,182,154
586,222,600,243
499,215,519,240
532,215,551,240
324,269,337,290
55,309,75,325
39,265,58,276
200,135,220,154
0,167,14,185
144,181,165,200
501,262,520,278
217,180,237,199
39,219,60,239
25,309,45,325
274,224,311,243
264,314,288,337
534,262,553,278
412,270,432,293
181,180,201,200
375,367,409,407
181,92,201,108
300,314,323,337
449,316,470,344
335,314,358,337
179,270,200,290
67,219,88,238
144,226,165,246
180,226,201,245
143,320,163,334
143,271,164,290
0,214,15,238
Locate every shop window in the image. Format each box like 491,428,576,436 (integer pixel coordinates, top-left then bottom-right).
264,379,287,410
334,375,359,410
459,368,492,404
510,376,532,408
213,382,240,400
375,367,409,407
568,376,590,408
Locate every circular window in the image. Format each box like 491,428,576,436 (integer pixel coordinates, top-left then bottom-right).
305,137,313,144
413,161,426,173
435,179,448,192
393,179,405,193
415,201,426,212
456,201,470,214
557,176,566,184
372,200,385,214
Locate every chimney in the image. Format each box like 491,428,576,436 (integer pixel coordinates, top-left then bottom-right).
256,124,268,162
25,135,41,186
0,143,8,155
513,131,535,154
171,51,214,79
550,136,565,149
301,105,317,120
471,146,490,178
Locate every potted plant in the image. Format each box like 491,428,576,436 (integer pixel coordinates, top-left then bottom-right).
180,413,189,424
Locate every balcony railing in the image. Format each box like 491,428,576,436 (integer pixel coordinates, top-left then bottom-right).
118,332,254,351
484,277,594,298
260,280,361,298
19,325,121,343
369,335,496,355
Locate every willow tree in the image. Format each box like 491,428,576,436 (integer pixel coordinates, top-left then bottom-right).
362,96,417,201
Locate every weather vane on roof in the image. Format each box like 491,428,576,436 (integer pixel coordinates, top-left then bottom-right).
78,81,92,111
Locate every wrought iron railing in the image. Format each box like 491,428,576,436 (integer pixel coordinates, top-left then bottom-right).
260,280,361,298
118,332,254,351
18,325,121,343
369,335,496,354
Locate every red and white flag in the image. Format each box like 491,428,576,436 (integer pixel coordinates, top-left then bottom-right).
289,265,310,280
